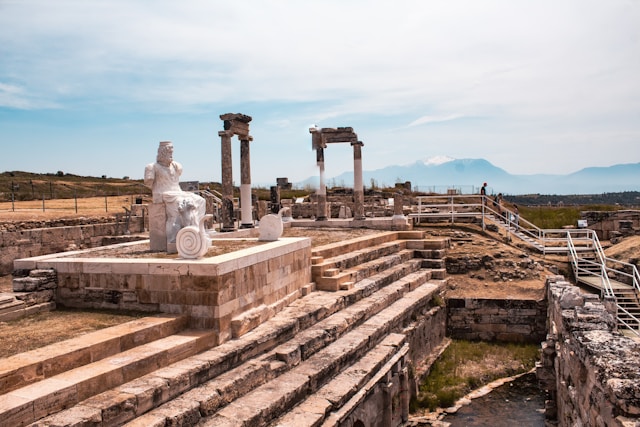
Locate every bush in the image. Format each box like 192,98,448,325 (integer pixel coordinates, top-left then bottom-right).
412,340,539,412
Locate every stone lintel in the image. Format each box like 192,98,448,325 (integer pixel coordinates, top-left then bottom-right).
220,113,252,139
310,127,358,145
220,113,252,123
320,126,354,133
325,135,357,144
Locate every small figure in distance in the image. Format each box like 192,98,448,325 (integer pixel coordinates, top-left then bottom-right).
480,182,487,205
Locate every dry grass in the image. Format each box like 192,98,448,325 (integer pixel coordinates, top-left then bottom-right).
0,308,146,358
0,195,139,222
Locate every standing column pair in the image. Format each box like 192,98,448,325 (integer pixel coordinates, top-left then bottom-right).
218,113,254,231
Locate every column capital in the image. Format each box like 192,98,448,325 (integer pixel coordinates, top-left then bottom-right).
218,130,233,137
350,140,364,147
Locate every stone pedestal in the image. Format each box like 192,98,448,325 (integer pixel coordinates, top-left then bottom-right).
392,193,405,219
240,139,253,228
352,141,365,220
149,203,167,251
316,147,328,221
149,203,178,253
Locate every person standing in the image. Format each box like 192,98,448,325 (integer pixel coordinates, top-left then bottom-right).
480,182,487,205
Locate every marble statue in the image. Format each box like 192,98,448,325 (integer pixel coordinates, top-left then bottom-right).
258,207,289,241
144,141,210,257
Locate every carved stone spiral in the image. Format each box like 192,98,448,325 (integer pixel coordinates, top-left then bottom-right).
176,225,209,259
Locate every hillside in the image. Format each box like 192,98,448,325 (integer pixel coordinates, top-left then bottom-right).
0,171,149,202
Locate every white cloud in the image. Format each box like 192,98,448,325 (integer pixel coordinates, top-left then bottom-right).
0,0,638,180
408,114,465,127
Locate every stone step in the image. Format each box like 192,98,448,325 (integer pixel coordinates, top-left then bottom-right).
35,265,438,426
414,248,448,259
138,283,438,427
13,234,449,426
0,314,188,396
417,257,446,269
273,338,410,427
0,301,56,323
311,232,405,261
0,293,17,306
0,328,215,426
0,298,25,315
197,284,438,426
315,249,414,291
312,240,407,279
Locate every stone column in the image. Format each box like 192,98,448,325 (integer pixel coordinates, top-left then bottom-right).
393,192,405,219
352,141,365,220
316,147,327,221
400,366,409,423
239,138,253,228
382,377,393,427
270,185,281,214
219,130,235,231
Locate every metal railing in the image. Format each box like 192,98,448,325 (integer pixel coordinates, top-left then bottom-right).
567,231,614,297
410,194,640,336
605,256,640,296
617,306,640,335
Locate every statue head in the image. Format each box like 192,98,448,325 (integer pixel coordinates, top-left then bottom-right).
157,141,174,166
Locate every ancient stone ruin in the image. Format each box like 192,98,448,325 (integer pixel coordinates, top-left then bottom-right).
144,141,212,258
310,126,365,221
1,114,638,426
218,113,254,231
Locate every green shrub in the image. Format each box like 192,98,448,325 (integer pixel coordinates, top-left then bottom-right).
412,340,539,412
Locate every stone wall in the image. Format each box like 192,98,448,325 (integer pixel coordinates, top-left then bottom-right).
537,276,640,426
0,216,145,275
446,297,547,343
15,238,312,344
581,209,640,240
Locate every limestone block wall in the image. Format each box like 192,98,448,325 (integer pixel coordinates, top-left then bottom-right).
18,238,312,344
332,302,446,426
446,297,547,343
0,217,145,275
538,276,640,426
335,346,410,427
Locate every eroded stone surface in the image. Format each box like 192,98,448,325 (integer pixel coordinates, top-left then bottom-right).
538,276,640,426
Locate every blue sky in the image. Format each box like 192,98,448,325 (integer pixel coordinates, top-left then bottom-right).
1,0,639,186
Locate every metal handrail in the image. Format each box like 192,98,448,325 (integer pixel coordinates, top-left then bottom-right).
616,305,640,338
605,257,640,295
567,231,614,297
411,194,640,333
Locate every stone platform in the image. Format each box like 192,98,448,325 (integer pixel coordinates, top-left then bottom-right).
13,236,312,344
3,229,450,426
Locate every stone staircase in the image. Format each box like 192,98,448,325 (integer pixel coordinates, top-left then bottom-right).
0,231,449,427
0,269,57,322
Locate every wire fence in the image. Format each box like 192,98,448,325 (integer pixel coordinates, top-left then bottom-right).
0,194,149,215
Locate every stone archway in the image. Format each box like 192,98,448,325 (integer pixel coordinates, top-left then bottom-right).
309,126,365,221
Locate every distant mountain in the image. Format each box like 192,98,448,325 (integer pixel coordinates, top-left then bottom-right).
296,159,640,195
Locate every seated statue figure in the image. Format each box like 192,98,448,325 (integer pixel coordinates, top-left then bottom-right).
144,141,206,247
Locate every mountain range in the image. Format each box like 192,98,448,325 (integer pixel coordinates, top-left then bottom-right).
296,158,640,195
